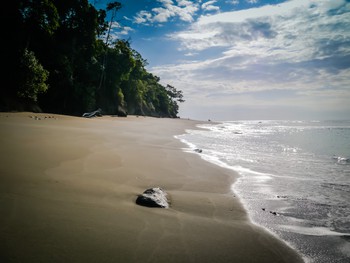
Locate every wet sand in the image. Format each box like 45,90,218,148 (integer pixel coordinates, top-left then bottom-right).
0,112,304,262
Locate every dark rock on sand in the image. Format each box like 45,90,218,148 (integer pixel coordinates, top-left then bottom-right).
136,187,169,208
117,105,128,117
194,148,203,153
277,195,288,199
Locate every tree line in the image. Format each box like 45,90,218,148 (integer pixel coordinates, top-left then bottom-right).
1,0,184,118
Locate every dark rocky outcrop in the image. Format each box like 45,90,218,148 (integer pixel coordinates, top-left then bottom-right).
136,187,169,208
117,105,128,117
0,97,43,113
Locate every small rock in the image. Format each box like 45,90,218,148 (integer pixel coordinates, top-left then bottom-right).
136,187,169,208
277,195,287,199
194,148,202,153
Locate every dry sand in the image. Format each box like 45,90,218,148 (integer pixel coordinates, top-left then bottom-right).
0,112,304,263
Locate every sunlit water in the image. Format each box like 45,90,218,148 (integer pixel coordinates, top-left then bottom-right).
176,120,350,263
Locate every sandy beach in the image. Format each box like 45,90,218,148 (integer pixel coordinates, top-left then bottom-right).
0,112,304,263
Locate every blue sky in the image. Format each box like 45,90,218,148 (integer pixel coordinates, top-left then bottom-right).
91,0,350,121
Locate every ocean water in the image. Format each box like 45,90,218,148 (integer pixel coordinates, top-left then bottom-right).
176,120,350,263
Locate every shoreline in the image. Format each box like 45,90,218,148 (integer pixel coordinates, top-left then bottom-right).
175,122,308,262
0,112,304,262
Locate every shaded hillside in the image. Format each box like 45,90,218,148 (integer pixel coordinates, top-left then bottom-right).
1,0,184,117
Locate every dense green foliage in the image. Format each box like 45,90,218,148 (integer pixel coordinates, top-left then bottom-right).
1,0,184,117
17,49,49,102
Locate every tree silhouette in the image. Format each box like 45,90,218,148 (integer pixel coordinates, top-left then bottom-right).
98,1,122,91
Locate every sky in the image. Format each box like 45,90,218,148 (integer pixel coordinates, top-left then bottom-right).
90,0,350,121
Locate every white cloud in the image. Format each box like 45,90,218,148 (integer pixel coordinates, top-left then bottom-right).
172,0,350,61
119,26,133,35
177,0,194,7
107,23,134,42
226,0,239,5
134,0,199,24
246,0,259,4
184,52,199,56
152,7,174,22
202,0,220,12
197,0,311,24
134,10,152,24
153,0,350,119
